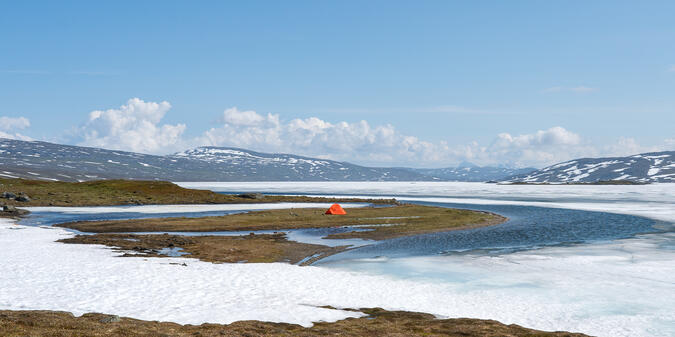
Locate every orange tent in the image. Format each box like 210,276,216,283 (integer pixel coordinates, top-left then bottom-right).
325,203,346,215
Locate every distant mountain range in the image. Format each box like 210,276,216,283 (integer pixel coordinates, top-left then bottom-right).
0,139,429,182
2,138,670,183
171,147,429,181
0,138,524,182
504,151,675,184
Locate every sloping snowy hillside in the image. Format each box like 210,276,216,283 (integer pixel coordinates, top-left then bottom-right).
4,138,669,183
505,151,675,183
171,146,430,181
0,138,184,181
0,139,432,182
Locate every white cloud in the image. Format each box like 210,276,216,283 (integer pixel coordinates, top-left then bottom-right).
200,108,598,167
542,86,596,93
199,107,455,166
460,127,591,167
491,126,581,148
602,137,655,157
200,110,674,168
668,65,675,72
65,100,674,168
76,98,186,154
0,116,32,140
0,116,30,131
220,107,275,126
200,108,437,165
0,131,32,141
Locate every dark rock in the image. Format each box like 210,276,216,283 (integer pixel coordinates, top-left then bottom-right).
238,193,264,199
99,315,121,323
15,195,30,202
1,204,27,216
1,192,16,199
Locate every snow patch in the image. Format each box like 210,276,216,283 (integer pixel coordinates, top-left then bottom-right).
25,202,368,214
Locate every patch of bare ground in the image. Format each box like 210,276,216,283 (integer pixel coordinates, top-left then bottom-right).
58,233,348,265
57,205,505,265
0,178,396,207
0,309,588,337
59,204,506,240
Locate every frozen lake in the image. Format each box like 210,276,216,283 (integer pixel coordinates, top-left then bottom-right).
1,182,673,337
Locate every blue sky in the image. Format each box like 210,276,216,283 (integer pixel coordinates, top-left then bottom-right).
1,1,674,168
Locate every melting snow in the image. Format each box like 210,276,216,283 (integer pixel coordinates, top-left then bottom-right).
1,215,674,336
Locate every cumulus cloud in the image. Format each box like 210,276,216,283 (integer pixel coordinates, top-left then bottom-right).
0,116,32,140
199,108,600,167
199,107,440,165
602,137,657,157
594,137,675,164
65,99,673,168
76,98,186,154
199,110,673,168
0,116,30,130
492,127,581,148
476,127,594,167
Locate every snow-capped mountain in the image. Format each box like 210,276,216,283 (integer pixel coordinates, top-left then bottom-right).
171,146,430,181
0,138,199,182
5,138,669,183
504,151,675,183
410,164,536,182
0,139,432,182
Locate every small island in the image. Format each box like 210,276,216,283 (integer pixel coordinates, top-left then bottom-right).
57,204,505,265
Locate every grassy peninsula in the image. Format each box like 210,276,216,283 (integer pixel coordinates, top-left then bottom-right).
58,205,505,265
59,204,504,239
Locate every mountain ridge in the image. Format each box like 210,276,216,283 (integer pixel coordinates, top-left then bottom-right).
0,139,432,182
3,138,670,183
503,151,675,183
